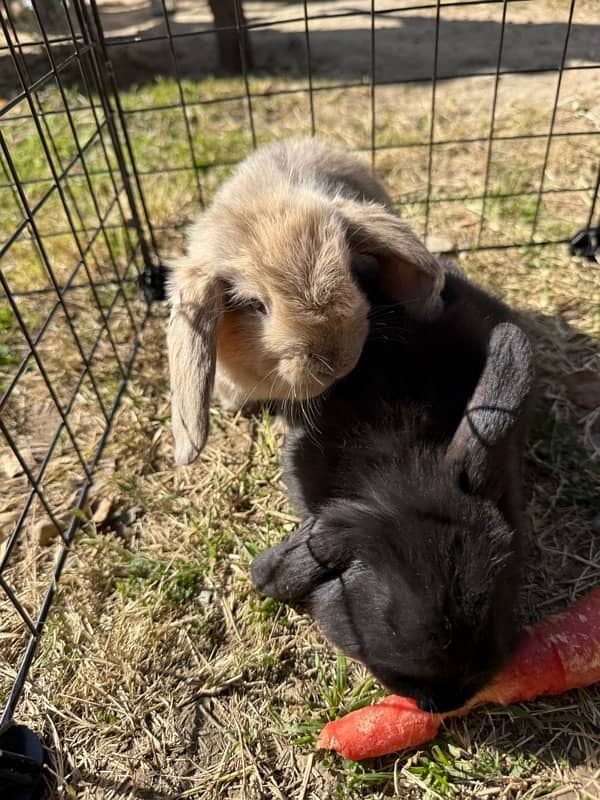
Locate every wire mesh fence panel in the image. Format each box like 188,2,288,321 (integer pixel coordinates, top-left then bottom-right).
0,0,156,760
0,0,598,791
83,0,599,260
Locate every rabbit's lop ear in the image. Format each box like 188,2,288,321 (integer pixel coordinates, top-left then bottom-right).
167,263,224,466
336,198,443,318
250,518,349,604
447,322,534,495
252,514,393,662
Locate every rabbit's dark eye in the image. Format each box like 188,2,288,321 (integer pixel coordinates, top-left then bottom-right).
222,281,267,315
245,298,267,315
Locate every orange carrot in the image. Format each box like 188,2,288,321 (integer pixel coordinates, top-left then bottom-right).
318,587,600,761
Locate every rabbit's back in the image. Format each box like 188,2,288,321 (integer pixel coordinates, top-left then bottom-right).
283,271,518,516
219,138,392,208
258,271,534,713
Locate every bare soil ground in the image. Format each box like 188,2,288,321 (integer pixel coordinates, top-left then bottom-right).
95,0,600,85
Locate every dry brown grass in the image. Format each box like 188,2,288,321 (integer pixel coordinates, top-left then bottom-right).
13,241,598,800
1,3,600,797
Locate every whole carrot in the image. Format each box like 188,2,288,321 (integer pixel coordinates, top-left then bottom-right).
318,587,600,761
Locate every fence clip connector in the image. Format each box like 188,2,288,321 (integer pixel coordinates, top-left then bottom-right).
139,263,169,303
569,227,599,262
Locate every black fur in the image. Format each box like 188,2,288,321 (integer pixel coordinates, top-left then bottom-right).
251,266,535,713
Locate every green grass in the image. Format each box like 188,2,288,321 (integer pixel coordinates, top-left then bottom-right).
3,73,595,257
400,743,549,799
116,555,207,607
312,654,381,721
0,306,17,347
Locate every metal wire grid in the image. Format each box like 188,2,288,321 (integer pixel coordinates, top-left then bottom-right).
2,1,597,255
0,0,157,735
0,0,598,744
74,0,599,256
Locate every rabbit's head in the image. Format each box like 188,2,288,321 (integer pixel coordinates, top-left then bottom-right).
167,185,442,465
251,323,534,712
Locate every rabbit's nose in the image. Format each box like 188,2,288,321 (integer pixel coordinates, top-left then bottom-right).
279,352,337,391
416,683,479,714
415,695,442,714
313,341,362,380
280,354,324,384
417,696,465,714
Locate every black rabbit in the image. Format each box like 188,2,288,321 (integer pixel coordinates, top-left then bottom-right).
251,264,535,714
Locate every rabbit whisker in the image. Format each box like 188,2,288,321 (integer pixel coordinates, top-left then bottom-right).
236,365,281,410
369,334,407,345
297,387,323,449
312,353,335,376
302,390,319,431
305,366,326,390
367,303,405,321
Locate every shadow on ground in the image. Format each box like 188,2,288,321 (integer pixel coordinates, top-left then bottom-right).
1,12,599,95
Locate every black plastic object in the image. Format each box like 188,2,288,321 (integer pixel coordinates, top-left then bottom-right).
569,227,599,262
0,724,45,800
139,263,169,303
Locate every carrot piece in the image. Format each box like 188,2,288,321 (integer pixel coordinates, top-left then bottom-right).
483,587,600,704
317,696,440,761
537,587,600,690
480,626,566,705
317,587,600,761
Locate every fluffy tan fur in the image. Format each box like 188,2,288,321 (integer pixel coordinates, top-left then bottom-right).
168,138,442,465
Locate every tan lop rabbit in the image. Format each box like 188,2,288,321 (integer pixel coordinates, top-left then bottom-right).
167,137,443,465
